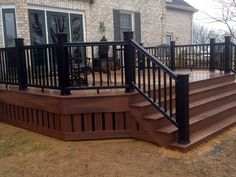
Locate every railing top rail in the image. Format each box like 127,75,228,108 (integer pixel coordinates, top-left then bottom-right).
175,44,210,47
0,47,15,50
23,43,60,49
214,42,225,45
145,45,170,49
63,41,128,47
130,40,177,80
23,41,128,49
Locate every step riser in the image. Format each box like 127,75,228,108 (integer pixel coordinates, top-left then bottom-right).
130,88,175,104
130,93,147,103
190,94,236,117
143,117,172,130
190,106,236,134
189,74,235,90
190,83,236,102
156,131,177,146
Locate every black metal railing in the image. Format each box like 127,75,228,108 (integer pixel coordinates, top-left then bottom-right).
145,45,171,67
128,36,190,144
24,44,60,90
175,44,210,69
0,47,18,86
214,42,225,71
231,43,236,73
22,39,127,94
63,41,127,91
145,36,236,73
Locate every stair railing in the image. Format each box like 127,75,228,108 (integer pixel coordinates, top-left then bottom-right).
124,32,190,144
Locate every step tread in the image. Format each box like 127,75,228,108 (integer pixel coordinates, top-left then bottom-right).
190,100,236,124
130,101,150,108
142,112,164,120
189,74,234,86
143,90,236,121
157,100,236,134
170,115,236,150
131,82,236,109
190,81,236,95
190,89,236,108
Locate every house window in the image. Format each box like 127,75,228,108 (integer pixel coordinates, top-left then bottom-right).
119,13,132,41
70,14,84,42
28,8,84,45
47,11,69,44
113,10,141,42
28,9,47,45
166,34,173,45
2,8,17,47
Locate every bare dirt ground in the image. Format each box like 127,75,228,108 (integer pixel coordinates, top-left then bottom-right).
0,123,235,177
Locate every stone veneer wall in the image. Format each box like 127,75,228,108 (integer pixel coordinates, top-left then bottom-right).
0,0,166,47
165,8,193,44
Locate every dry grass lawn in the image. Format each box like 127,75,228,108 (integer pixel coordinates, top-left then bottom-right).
0,122,235,177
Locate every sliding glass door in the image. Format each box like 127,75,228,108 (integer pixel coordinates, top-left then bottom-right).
28,9,84,44
47,11,69,44
70,14,84,42
2,9,17,47
28,9,47,45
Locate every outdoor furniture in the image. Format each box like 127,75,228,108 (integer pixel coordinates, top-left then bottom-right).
70,57,92,86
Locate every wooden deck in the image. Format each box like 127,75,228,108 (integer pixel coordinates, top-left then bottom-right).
1,69,227,97
0,69,235,151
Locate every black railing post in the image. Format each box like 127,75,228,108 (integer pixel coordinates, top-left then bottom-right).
224,36,231,73
57,33,71,95
210,38,216,71
124,31,135,92
176,74,190,144
170,41,176,70
139,43,145,70
15,38,28,90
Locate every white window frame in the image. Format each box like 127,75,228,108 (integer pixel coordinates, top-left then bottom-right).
0,4,17,47
119,10,135,40
28,5,86,44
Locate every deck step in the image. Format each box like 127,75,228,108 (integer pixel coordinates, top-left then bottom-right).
157,99,236,134
170,115,236,151
130,75,235,104
142,88,236,121
189,74,235,90
129,73,236,151
131,82,236,110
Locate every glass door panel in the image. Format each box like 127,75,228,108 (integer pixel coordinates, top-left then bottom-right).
47,11,69,44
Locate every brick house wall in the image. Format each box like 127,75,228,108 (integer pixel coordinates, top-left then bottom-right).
165,7,194,44
0,0,194,47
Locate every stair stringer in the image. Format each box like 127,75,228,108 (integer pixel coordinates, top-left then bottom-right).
129,106,173,147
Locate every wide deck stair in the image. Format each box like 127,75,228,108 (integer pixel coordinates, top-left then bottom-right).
129,74,236,151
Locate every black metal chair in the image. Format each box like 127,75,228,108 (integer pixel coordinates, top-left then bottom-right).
70,47,92,86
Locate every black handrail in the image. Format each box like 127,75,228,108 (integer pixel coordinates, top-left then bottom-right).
63,41,128,46
130,40,178,126
129,38,190,144
131,40,177,79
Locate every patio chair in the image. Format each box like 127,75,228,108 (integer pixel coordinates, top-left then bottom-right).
70,47,92,86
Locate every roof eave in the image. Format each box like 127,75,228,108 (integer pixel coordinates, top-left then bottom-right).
166,4,198,13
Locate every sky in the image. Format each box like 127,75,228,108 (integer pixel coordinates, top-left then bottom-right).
184,0,228,31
